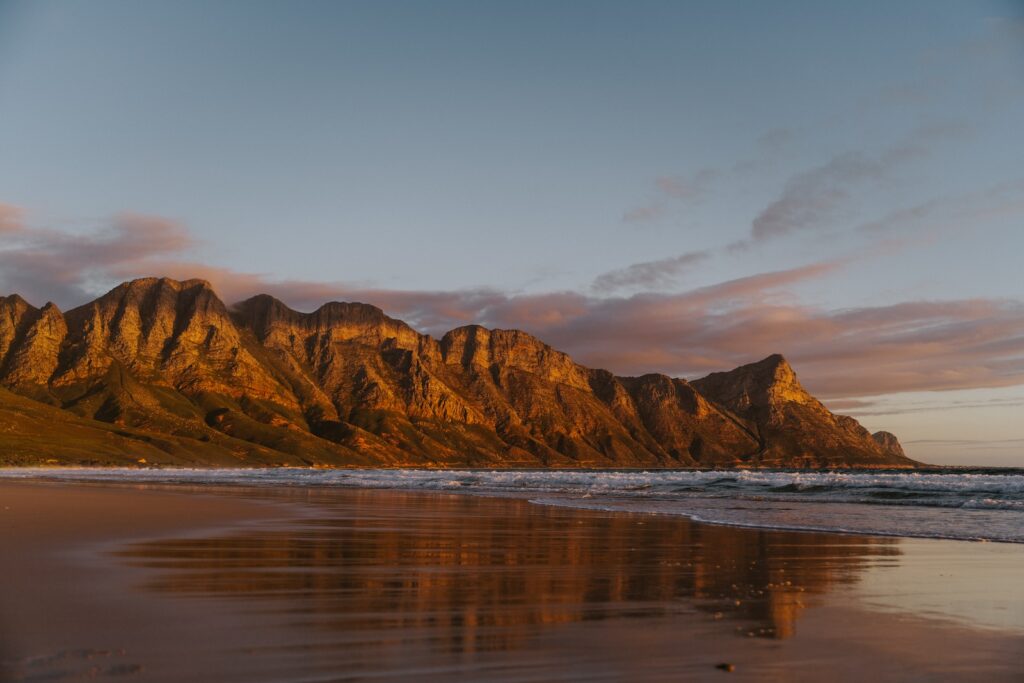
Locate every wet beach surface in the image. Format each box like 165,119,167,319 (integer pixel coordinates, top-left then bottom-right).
2,482,1022,681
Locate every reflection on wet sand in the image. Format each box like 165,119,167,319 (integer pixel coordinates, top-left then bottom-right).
115,489,899,651
7,483,1022,682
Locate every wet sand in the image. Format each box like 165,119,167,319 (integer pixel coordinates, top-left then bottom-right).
1,481,1022,682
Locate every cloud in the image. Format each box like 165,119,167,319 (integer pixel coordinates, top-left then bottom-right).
656,169,717,200
363,284,1024,401
591,250,710,294
756,127,795,153
752,149,914,240
824,398,877,412
623,167,717,223
859,181,1024,236
622,204,665,223
750,123,970,242
906,437,1024,447
0,203,24,234
624,128,800,225
3,203,1023,402
535,296,1023,399
0,210,196,304
842,395,1024,418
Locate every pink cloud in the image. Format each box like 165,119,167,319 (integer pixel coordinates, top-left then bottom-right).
0,210,197,304
0,203,24,234
2,202,1022,401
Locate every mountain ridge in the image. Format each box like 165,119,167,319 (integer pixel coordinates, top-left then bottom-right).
0,277,916,468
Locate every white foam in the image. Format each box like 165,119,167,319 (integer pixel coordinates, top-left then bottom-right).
3,467,1022,543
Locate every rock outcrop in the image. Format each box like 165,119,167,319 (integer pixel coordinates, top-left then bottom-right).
872,431,906,459
0,278,914,468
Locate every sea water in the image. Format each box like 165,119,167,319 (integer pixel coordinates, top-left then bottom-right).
4,467,1023,543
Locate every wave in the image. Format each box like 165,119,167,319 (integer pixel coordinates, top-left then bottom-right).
2,467,1023,543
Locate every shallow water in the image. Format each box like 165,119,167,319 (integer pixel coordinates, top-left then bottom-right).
100,488,1024,680
3,483,1023,682
5,467,1024,542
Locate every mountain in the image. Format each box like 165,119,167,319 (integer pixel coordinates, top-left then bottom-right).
0,278,915,468
691,355,908,468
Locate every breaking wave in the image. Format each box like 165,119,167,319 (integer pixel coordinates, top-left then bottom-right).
3,467,1023,543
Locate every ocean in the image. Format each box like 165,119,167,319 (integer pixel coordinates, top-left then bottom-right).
3,467,1023,543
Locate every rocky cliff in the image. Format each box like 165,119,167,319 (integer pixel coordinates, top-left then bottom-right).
0,278,915,468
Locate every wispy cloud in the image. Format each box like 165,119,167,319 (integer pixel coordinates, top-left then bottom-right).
858,181,1024,236
906,437,1024,446
749,122,970,242
590,250,710,294
622,204,665,223
623,167,717,224
903,436,1024,453
624,127,802,225
656,169,717,200
752,148,916,241
844,395,1024,418
754,157,861,240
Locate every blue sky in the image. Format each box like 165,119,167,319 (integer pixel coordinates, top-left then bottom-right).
1,0,1023,464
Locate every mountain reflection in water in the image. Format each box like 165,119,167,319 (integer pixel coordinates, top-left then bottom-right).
114,488,899,654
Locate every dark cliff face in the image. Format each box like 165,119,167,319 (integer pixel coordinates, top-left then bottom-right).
0,278,915,468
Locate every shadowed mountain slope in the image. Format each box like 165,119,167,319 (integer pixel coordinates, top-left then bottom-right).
0,278,915,468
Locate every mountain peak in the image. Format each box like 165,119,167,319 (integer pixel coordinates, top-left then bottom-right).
234,294,419,354
750,353,807,397
110,276,213,293
760,352,790,369
38,301,63,315
744,353,794,378
233,293,303,330
311,300,393,325
235,294,398,326
872,431,906,458
1,293,32,309
693,353,810,408
69,276,225,320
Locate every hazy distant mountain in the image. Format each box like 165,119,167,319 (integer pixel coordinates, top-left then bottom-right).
0,278,914,468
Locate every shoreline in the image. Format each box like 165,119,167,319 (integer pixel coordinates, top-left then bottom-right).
2,479,1023,681
522,496,1024,545
2,466,1021,544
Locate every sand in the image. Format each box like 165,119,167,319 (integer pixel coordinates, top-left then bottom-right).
1,480,1022,682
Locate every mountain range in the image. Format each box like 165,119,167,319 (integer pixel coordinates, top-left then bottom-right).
0,277,914,468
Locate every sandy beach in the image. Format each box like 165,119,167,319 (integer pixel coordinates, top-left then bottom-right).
1,480,1022,682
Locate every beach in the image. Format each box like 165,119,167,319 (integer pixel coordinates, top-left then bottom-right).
2,480,1022,682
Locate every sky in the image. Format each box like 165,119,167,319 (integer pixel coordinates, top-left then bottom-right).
1,0,1023,465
